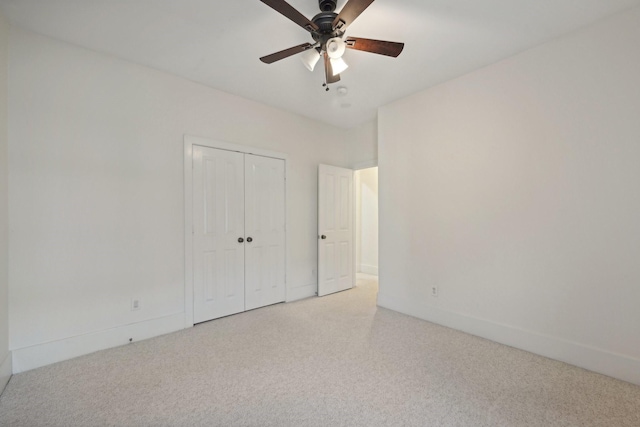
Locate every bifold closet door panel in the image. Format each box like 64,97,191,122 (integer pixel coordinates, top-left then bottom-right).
244,154,286,311
193,146,246,323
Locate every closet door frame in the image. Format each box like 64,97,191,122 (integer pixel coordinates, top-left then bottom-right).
183,135,288,328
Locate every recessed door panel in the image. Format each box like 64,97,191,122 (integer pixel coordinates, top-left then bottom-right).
204,159,217,235
339,176,350,230
204,251,216,302
339,241,350,279
326,174,336,232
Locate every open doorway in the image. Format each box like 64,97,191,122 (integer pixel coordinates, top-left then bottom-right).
355,167,378,285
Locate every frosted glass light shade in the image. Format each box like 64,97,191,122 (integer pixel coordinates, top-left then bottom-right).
300,49,321,71
326,37,346,59
330,57,348,75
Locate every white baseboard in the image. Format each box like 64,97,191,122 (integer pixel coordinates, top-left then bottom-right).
0,351,11,394
12,313,185,374
377,292,640,386
360,264,378,276
287,284,316,302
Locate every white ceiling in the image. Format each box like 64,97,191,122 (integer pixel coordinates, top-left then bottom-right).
1,0,639,128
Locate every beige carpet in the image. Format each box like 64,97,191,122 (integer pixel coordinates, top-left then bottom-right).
1,275,639,426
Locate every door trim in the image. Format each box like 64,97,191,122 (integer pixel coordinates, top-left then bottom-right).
184,135,288,328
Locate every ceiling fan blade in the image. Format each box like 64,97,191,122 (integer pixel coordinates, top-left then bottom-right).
260,43,314,64
345,37,404,57
259,0,319,33
332,0,375,30
324,53,341,84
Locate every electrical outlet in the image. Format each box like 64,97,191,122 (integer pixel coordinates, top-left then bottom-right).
431,286,438,297
131,298,141,311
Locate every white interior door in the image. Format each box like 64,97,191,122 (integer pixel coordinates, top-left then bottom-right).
318,164,354,297
244,154,286,310
193,146,245,323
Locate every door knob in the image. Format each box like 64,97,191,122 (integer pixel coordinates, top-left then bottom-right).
238,237,244,243
321,235,327,240
247,237,253,243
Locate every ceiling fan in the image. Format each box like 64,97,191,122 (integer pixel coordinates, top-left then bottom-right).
259,0,404,89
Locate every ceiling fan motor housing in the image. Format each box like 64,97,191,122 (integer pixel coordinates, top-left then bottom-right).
312,12,338,35
318,0,337,12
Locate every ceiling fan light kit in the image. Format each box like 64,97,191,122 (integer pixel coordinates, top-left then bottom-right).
259,0,404,90
300,47,321,71
326,37,346,59
330,57,348,75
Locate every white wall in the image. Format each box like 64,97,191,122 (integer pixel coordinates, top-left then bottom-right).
8,28,351,372
347,119,378,168
378,8,640,385
355,167,378,275
0,11,10,392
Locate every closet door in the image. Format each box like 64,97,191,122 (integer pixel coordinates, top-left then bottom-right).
244,154,286,310
193,146,245,323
